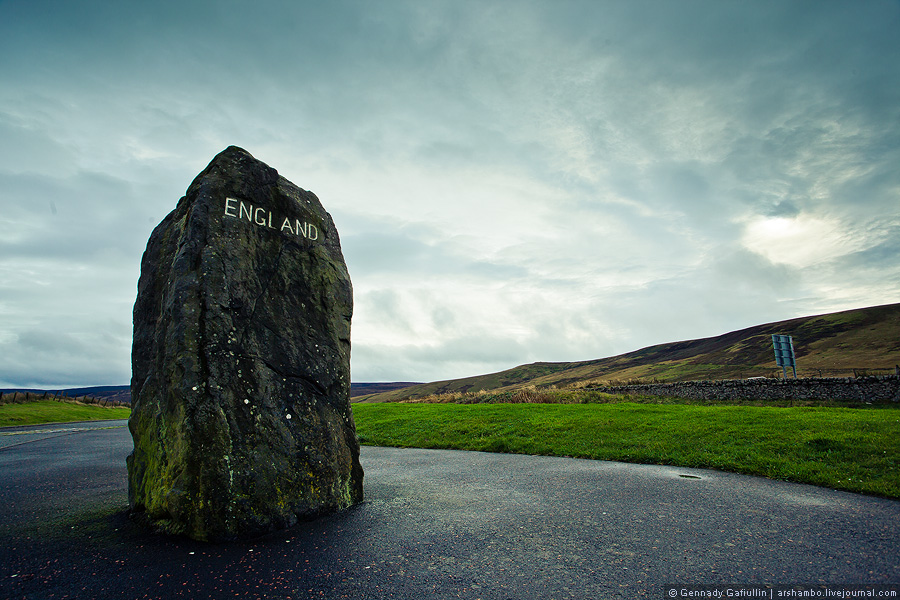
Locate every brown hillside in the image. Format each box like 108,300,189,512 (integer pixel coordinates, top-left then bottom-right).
358,303,900,402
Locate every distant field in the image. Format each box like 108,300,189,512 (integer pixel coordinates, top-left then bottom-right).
0,401,131,427
352,402,900,499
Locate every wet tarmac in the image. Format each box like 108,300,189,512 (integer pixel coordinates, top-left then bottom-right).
1,421,897,599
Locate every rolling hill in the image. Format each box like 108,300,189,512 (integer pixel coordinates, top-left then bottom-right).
354,302,900,402
0,385,132,403
1,382,422,406
6,304,897,405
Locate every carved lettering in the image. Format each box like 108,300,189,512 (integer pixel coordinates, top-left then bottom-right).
224,197,320,242
254,207,267,226
224,197,238,217
239,201,252,221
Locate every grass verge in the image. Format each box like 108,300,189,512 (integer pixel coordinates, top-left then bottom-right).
6,398,898,499
352,402,900,499
0,400,131,427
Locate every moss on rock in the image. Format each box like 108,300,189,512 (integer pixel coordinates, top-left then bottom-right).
128,146,363,542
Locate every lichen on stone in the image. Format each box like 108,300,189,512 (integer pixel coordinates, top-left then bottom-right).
128,146,363,542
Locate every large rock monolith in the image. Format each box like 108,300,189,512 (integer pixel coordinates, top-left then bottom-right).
127,146,363,541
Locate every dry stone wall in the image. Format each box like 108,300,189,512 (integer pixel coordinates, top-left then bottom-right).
592,376,900,403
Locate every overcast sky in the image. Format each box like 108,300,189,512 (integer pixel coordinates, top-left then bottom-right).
1,0,898,388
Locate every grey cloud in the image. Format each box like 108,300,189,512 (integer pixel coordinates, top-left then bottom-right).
831,225,900,274
0,0,897,386
357,289,415,336
342,223,530,282
0,118,77,176
343,231,449,275
16,330,87,356
430,305,457,330
588,248,806,353
463,261,529,280
709,249,798,295
0,170,156,263
835,149,900,214
0,324,131,388
351,334,529,383
765,202,800,219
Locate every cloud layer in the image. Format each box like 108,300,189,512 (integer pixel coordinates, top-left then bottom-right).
1,0,898,386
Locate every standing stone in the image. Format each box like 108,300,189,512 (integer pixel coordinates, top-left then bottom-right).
127,146,363,541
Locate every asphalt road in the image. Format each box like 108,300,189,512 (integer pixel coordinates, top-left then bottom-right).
0,421,898,599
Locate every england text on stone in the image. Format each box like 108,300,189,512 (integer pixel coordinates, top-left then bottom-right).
224,197,319,241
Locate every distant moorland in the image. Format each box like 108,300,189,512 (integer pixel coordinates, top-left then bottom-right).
0,385,131,405
354,302,900,402
4,303,898,405
0,382,422,406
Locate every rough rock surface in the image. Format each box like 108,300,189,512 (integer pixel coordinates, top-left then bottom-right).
127,146,363,541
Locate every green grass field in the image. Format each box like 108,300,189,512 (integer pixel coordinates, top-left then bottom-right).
4,399,898,499
0,400,131,427
352,402,900,499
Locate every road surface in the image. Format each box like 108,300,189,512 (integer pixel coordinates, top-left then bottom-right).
1,420,898,599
